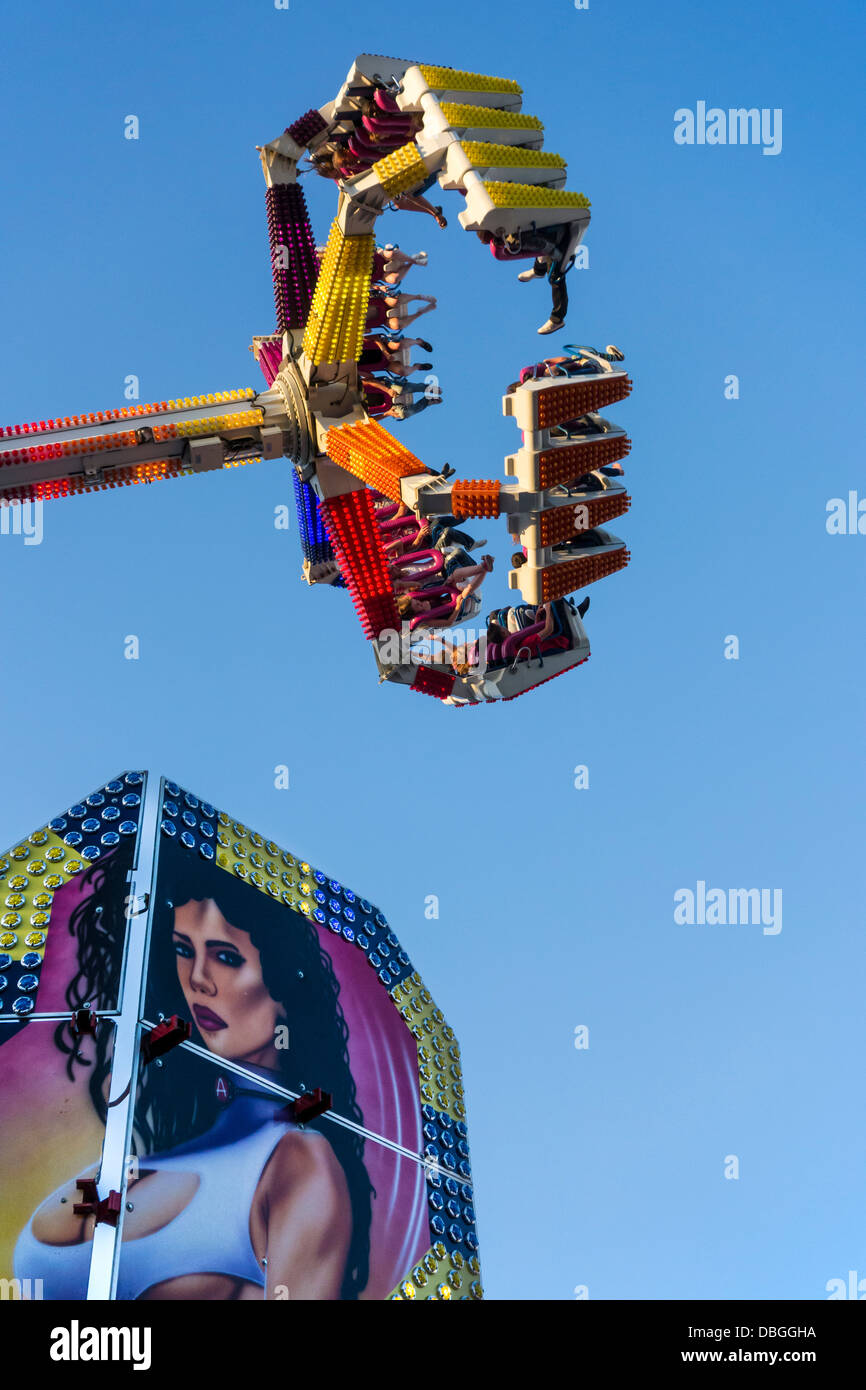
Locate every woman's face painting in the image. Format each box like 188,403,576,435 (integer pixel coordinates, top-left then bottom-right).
172,899,285,1066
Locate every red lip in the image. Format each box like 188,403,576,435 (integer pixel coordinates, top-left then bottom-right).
193,1004,227,1032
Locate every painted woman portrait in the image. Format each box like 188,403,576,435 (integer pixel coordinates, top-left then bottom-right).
14,840,375,1300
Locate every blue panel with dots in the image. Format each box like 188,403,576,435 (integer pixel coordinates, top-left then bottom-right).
158,779,415,990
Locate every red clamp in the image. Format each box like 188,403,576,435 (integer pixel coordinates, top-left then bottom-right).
141,1015,191,1064
73,1179,122,1227
283,1087,333,1125
70,1008,98,1038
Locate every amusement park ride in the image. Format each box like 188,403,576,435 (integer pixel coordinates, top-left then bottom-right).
0,53,633,705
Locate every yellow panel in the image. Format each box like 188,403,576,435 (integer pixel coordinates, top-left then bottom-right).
440,102,542,130
213,815,318,921
154,409,263,441
303,219,374,366
418,64,521,96
0,829,90,964
164,390,256,411
389,1244,483,1300
483,179,590,209
461,140,565,168
373,142,428,198
391,971,466,1123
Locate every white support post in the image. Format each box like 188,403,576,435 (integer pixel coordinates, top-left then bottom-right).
85,773,162,1300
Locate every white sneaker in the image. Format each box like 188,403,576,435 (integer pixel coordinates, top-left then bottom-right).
411,252,428,265
537,317,564,335
518,269,539,282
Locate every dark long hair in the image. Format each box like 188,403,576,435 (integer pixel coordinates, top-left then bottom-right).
56,837,373,1299
54,842,135,1070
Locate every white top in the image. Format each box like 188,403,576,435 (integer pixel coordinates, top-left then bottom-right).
15,1095,315,1300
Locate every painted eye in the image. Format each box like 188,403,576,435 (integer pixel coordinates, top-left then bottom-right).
173,940,194,959
216,950,244,969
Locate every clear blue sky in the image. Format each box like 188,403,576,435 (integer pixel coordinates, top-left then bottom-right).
1,0,864,1300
